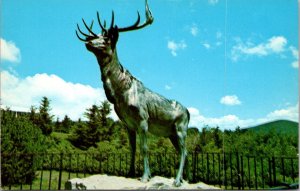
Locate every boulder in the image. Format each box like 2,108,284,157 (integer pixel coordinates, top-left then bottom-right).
65,174,220,190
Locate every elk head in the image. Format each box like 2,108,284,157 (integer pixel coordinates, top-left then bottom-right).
76,0,154,60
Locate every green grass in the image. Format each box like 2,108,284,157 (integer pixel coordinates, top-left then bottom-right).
52,132,70,140
48,132,80,153
2,170,93,190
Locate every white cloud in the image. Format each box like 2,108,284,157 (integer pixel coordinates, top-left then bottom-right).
290,46,299,59
208,0,219,5
1,70,119,120
190,26,198,37
290,46,299,69
267,36,287,53
231,36,287,61
266,103,299,121
167,40,187,56
0,38,21,63
188,103,298,130
188,107,253,130
220,95,241,106
291,61,299,68
203,43,211,49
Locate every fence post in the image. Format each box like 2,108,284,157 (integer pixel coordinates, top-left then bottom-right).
268,157,272,187
254,156,258,190
290,158,295,182
241,156,244,190
224,153,227,189
206,153,210,183
84,153,87,177
236,152,241,190
281,158,285,182
192,152,196,182
261,157,264,189
212,153,215,185
58,152,63,190
39,154,44,190
272,157,276,186
68,153,72,180
48,154,54,190
218,153,221,188
29,153,33,190
230,153,233,190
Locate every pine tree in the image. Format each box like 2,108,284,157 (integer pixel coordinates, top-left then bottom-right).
61,115,72,133
85,104,101,145
29,106,38,124
213,126,222,149
55,117,61,132
99,101,114,141
99,101,111,125
38,97,54,135
69,118,92,150
69,105,102,149
1,108,46,185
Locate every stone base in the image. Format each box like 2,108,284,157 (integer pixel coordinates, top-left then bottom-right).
65,174,220,190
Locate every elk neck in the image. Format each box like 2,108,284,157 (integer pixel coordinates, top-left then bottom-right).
96,49,134,104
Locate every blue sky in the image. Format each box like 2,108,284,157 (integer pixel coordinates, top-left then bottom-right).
1,0,299,130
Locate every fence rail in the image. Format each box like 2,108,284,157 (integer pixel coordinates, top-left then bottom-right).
1,152,299,190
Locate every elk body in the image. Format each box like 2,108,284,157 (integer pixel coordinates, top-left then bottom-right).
76,0,190,186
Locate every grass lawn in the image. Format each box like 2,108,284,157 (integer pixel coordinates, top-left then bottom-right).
2,170,93,190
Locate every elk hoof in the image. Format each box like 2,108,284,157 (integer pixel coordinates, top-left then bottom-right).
140,174,150,183
173,179,182,187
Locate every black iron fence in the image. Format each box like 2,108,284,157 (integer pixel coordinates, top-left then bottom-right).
1,152,299,190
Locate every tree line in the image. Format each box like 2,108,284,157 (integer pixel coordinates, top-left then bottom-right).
1,96,298,187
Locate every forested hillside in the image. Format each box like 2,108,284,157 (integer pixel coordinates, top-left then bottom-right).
243,120,298,135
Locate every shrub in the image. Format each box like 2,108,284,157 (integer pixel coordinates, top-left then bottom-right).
1,109,47,186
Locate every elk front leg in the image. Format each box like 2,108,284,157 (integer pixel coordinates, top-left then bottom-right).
139,120,151,182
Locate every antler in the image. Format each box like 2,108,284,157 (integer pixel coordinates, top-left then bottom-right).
76,20,96,42
76,0,154,41
118,0,154,32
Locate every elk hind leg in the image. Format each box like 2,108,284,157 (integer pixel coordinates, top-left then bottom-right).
139,120,151,182
170,122,188,186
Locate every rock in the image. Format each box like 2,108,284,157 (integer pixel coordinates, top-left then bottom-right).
65,174,220,190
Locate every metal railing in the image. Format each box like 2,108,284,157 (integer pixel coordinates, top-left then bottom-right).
1,152,298,190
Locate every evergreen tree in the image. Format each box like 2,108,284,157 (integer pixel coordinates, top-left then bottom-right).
69,105,102,149
199,126,208,151
69,118,92,150
99,101,114,141
61,115,72,133
54,117,61,132
1,108,46,185
29,105,38,124
85,104,101,145
213,126,222,149
99,100,111,127
38,97,54,135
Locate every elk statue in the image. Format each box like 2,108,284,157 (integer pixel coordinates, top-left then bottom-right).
76,0,190,187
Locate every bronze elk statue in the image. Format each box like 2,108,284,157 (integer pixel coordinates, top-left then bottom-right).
76,0,190,186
